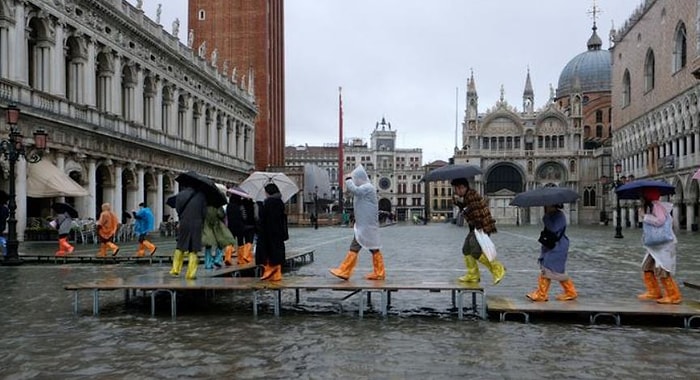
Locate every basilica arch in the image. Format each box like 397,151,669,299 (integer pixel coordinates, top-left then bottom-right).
485,163,524,194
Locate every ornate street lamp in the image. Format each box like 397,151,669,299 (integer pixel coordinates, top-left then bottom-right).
614,162,624,239
1,104,48,265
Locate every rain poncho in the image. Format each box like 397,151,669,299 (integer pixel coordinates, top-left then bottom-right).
539,209,570,280
642,201,677,274
133,206,154,236
346,165,381,250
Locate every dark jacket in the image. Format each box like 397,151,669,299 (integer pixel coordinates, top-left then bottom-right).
175,187,207,252
255,194,287,266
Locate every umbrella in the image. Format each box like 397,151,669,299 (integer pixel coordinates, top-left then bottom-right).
422,164,482,182
239,171,300,202
693,168,700,181
226,186,252,199
615,179,675,200
166,195,177,208
52,202,79,218
175,171,228,207
510,187,580,207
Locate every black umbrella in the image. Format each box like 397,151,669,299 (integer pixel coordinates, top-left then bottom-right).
52,202,79,218
422,164,483,182
175,171,228,207
510,187,580,208
615,179,675,200
166,195,177,208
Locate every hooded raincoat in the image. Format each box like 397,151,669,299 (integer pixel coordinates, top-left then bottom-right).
539,208,570,281
347,165,381,250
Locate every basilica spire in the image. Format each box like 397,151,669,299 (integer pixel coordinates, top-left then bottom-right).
523,67,534,114
466,69,478,120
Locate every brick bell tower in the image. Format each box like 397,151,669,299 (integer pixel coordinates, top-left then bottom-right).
188,0,285,171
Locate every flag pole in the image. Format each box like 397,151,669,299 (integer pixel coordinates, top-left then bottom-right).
338,86,344,217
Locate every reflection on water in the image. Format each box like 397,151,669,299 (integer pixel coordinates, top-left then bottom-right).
1,224,699,378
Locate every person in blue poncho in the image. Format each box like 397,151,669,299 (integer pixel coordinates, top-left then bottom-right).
526,204,577,302
133,202,157,257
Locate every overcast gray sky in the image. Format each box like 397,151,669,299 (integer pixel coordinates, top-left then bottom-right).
131,0,642,163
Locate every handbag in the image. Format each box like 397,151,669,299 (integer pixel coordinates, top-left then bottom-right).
538,228,563,250
642,213,674,246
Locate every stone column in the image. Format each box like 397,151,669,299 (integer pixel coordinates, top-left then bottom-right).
156,171,163,231
113,164,123,222
87,159,97,220
16,159,27,242
686,202,695,232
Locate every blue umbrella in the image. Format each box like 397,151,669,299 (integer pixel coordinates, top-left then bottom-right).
614,179,675,200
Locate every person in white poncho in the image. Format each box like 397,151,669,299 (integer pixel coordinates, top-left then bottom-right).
637,187,682,304
330,165,385,280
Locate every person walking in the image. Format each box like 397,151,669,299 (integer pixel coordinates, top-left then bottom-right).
0,191,9,257
526,204,577,302
226,192,255,266
451,178,505,284
256,183,288,281
637,188,682,304
133,202,157,257
96,203,120,257
52,211,75,257
169,185,207,279
202,205,236,269
330,164,385,281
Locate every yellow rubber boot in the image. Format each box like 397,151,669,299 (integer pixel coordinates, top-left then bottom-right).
169,249,184,276
526,275,551,302
365,251,386,280
458,255,480,283
478,254,506,285
185,252,199,280
637,271,662,301
330,251,359,280
555,279,578,301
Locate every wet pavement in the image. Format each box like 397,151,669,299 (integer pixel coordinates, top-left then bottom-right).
1,223,699,378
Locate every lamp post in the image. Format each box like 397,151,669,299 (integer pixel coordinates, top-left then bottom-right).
614,162,624,239
1,104,48,265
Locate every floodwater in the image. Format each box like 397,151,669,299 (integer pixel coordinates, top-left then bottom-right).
1,223,698,379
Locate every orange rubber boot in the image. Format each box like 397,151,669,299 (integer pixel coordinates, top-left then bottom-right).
526,275,551,302
637,271,662,301
365,251,386,280
657,276,682,304
330,251,358,280
555,279,578,301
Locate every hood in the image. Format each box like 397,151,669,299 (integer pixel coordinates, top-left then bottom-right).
351,164,369,186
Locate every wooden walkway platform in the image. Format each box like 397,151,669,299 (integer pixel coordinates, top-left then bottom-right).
20,249,314,272
487,296,700,328
64,274,485,320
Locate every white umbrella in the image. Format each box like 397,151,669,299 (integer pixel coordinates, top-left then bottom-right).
239,171,299,202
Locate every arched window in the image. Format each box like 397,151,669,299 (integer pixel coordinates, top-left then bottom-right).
177,95,187,137
644,49,655,91
121,64,136,120
198,9,206,20
673,22,687,72
583,188,596,207
65,35,86,103
622,70,631,107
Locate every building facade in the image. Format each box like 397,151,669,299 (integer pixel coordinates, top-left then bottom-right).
0,0,256,240
425,159,454,222
612,0,700,232
455,22,614,225
285,117,425,222
188,0,285,171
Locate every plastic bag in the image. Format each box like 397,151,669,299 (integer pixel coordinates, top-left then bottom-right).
474,228,497,261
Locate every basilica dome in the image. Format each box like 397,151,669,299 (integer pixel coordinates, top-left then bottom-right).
556,25,611,98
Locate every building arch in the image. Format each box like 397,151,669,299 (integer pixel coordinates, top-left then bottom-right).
484,163,524,194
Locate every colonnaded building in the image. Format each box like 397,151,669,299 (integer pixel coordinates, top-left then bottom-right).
0,0,256,240
612,0,700,232
454,20,616,226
